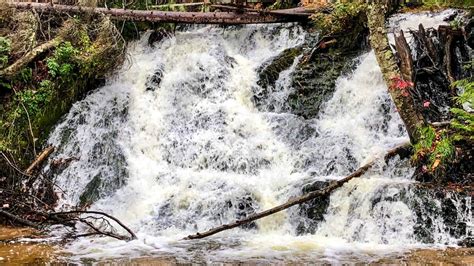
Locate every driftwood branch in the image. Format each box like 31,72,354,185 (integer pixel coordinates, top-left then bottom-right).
184,143,409,240
0,209,39,228
78,217,129,241
49,210,137,240
25,146,55,175
7,2,310,25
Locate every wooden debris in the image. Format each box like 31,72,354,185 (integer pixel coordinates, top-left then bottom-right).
184,143,410,240
25,146,55,175
7,2,311,25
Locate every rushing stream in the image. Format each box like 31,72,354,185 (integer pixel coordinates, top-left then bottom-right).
40,11,472,264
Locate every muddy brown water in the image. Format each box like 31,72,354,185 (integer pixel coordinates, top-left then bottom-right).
1,227,473,265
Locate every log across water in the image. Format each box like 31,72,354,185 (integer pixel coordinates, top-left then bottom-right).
7,2,311,24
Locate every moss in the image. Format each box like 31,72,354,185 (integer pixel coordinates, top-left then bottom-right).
310,3,367,36
0,36,11,69
0,15,125,176
257,47,302,89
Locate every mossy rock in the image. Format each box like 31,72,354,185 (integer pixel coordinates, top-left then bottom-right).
294,180,331,235
294,179,472,245
256,46,303,89
288,50,361,119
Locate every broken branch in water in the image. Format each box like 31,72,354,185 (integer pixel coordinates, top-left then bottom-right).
184,142,410,240
25,146,55,175
49,210,137,240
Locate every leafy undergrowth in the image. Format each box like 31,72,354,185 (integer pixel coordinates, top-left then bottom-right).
413,74,473,183
0,11,125,176
310,3,367,36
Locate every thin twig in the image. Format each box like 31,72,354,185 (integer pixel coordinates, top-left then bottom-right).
50,210,137,240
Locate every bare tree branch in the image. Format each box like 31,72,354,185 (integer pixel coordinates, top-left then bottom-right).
184,143,410,240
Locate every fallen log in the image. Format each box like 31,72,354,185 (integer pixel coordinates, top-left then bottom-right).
211,5,313,17
0,209,39,228
150,2,205,9
25,146,55,175
7,2,310,25
0,37,62,79
184,142,410,240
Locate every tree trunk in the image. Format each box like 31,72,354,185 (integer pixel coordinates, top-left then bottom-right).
367,4,425,143
7,2,310,24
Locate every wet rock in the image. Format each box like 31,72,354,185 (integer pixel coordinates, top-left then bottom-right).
294,179,472,244
288,51,361,119
145,68,164,92
226,195,258,230
459,237,474,248
287,21,369,119
372,183,473,245
152,193,259,231
78,154,127,207
148,29,173,46
293,180,331,234
256,47,303,91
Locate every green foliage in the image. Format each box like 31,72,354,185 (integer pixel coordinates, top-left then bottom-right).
46,59,60,78
453,79,474,106
102,0,151,10
419,0,473,8
429,134,455,164
15,82,55,116
310,3,366,35
413,126,455,175
450,77,474,142
0,36,11,69
414,126,436,152
449,18,462,30
18,67,32,83
0,80,12,90
46,42,79,79
269,0,293,10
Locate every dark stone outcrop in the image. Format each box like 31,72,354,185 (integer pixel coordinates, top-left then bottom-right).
295,179,472,246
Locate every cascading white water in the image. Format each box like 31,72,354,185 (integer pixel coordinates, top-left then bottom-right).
44,13,471,263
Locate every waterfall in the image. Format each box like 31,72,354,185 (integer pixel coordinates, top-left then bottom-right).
44,15,471,262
